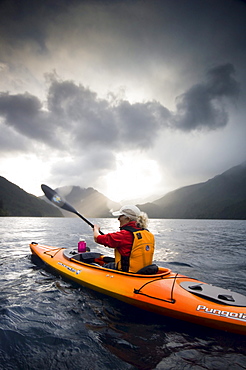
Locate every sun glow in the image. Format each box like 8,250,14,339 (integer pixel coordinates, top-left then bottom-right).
104,153,162,203
0,154,59,197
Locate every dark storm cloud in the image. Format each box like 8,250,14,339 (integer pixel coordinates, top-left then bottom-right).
172,64,240,131
46,78,167,149
114,100,170,149
0,63,240,155
0,0,82,51
47,79,119,146
1,0,245,65
0,91,65,148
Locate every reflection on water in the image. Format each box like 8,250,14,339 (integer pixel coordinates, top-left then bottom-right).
0,217,246,369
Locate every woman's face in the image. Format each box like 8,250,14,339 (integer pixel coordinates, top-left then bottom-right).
118,215,129,227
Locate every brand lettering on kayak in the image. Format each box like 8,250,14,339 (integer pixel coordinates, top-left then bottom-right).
196,305,246,321
58,262,81,275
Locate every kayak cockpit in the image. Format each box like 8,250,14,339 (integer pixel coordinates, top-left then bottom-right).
63,248,171,277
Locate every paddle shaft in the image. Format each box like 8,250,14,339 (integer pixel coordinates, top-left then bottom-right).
75,210,104,235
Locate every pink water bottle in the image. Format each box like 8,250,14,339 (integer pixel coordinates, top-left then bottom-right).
78,238,86,253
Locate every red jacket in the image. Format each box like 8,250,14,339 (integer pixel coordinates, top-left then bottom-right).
96,221,139,256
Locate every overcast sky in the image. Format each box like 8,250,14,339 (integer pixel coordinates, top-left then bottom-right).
0,0,246,203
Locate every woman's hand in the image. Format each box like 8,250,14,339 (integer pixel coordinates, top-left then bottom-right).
93,224,101,241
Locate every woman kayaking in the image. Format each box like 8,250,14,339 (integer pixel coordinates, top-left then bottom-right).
93,205,155,273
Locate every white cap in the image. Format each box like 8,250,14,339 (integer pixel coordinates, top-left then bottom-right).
112,205,141,220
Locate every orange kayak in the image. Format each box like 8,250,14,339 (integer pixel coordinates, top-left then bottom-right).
30,242,246,335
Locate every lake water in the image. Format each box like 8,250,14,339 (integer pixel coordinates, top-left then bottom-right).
0,217,246,369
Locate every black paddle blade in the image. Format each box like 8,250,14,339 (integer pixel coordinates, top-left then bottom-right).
41,184,77,214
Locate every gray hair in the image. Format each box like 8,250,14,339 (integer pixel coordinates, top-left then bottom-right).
128,211,149,229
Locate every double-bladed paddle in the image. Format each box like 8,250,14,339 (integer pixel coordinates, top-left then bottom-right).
41,184,104,235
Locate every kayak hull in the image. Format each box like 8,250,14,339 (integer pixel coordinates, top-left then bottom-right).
30,242,246,335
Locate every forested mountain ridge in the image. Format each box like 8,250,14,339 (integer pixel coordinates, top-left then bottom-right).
139,162,246,219
0,176,63,217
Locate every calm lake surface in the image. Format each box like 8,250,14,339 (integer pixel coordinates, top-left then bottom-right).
0,217,245,369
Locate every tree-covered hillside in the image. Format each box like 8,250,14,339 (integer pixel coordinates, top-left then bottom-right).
139,162,246,219
0,177,63,217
